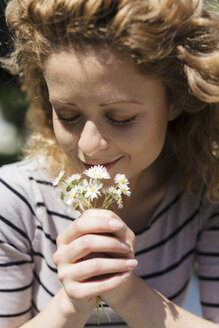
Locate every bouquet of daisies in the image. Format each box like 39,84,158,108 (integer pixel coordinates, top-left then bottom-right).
53,165,131,325
53,165,131,216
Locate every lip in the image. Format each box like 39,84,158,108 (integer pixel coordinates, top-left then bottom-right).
82,157,122,171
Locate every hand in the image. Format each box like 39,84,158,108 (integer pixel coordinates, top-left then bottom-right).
53,209,137,313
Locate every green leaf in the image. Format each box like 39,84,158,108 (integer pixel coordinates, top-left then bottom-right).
66,186,72,192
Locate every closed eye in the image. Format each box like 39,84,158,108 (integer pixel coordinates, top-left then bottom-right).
56,112,137,127
56,114,81,124
106,115,137,127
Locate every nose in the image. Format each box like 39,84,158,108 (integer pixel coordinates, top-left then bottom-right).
78,120,108,156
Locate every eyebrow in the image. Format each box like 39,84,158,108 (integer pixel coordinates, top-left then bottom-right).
99,99,143,106
50,100,77,107
51,99,143,107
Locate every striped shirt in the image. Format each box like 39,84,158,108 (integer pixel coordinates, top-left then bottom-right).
0,157,219,327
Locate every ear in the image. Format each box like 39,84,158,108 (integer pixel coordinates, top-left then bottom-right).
168,104,181,121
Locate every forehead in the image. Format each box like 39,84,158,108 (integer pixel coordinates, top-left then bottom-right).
43,46,166,105
44,46,136,81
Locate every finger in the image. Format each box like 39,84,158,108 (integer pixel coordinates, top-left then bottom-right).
54,233,131,265
65,257,138,282
57,209,124,245
65,271,132,300
78,210,136,253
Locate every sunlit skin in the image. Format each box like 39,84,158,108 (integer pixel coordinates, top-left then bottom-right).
44,47,175,224
39,48,218,328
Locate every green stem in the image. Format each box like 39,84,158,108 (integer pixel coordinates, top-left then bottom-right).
80,194,92,209
99,298,111,322
103,197,116,209
102,193,111,208
97,296,100,326
96,296,111,325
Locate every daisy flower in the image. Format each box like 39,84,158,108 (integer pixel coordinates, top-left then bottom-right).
119,184,131,197
109,187,123,208
65,174,81,185
65,187,79,205
84,165,110,179
116,196,123,209
53,170,65,186
84,182,103,201
104,186,121,198
114,174,129,187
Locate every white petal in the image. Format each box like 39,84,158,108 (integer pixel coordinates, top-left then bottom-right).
53,170,65,186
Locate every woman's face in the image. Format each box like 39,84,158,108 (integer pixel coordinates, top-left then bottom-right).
44,47,173,183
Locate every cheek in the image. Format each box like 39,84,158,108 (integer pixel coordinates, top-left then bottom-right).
53,121,78,152
129,115,168,157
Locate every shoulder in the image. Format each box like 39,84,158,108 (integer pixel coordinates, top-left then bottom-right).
0,157,55,241
0,156,54,201
0,158,38,210
0,156,76,228
169,171,219,227
0,156,51,185
160,171,218,227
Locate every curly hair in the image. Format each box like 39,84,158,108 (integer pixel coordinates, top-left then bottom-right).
1,0,219,201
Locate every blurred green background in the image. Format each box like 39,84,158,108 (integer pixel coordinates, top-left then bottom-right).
0,0,218,167
0,0,27,167
0,69,27,167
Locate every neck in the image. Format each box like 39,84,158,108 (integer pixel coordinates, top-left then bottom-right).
130,141,176,200
112,143,177,231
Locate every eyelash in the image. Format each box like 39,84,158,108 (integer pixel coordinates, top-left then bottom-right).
106,115,137,126
57,114,137,127
57,114,81,124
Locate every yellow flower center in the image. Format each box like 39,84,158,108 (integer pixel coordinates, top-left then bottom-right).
120,178,125,184
91,187,96,192
70,193,74,199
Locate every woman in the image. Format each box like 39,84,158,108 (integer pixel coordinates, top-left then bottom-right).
0,0,218,327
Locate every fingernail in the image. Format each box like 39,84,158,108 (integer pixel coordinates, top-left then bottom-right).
126,259,138,269
121,272,131,280
109,219,123,229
